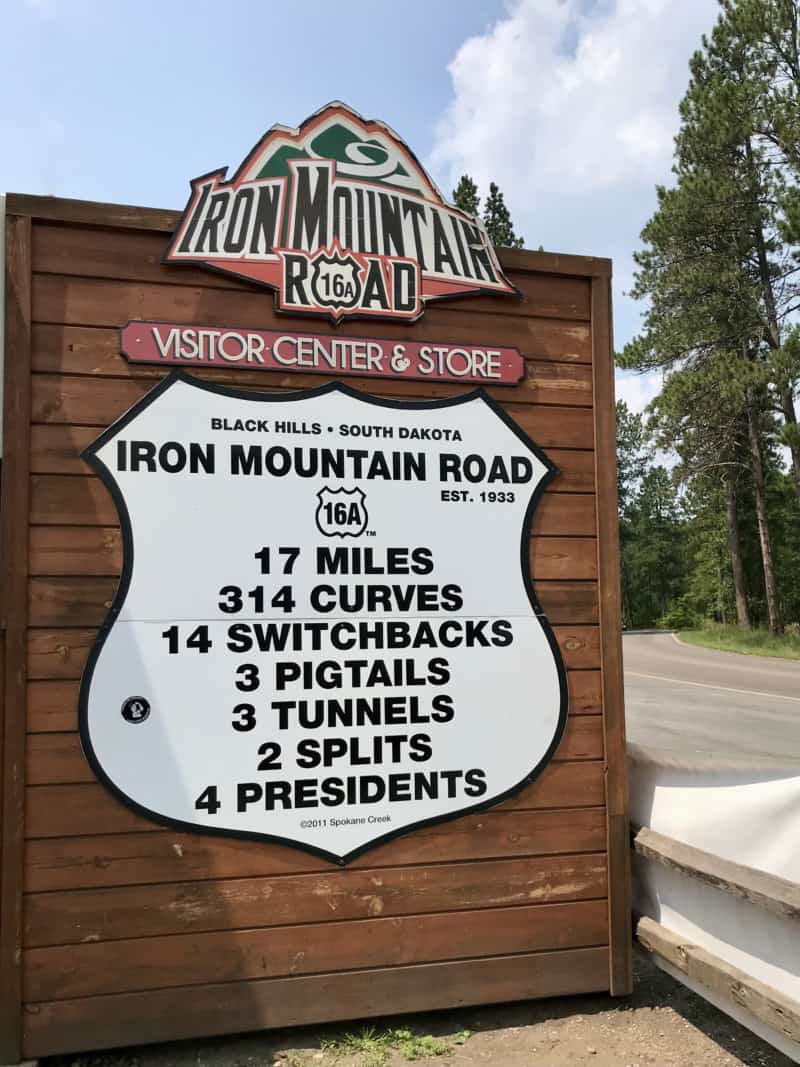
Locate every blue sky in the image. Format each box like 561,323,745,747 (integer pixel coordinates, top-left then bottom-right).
2,1,503,206
2,0,722,409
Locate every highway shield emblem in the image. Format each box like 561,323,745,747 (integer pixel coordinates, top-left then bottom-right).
315,486,368,538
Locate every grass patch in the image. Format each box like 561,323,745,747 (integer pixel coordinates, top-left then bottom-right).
678,623,800,660
320,1025,471,1065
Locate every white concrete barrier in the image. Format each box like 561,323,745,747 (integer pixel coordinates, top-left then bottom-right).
629,751,800,1062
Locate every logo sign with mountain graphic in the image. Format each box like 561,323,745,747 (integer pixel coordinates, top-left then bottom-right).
165,102,519,323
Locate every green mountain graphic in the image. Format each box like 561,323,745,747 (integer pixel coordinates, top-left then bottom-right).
256,121,416,194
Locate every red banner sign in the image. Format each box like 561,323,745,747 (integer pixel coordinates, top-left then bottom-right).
120,321,525,386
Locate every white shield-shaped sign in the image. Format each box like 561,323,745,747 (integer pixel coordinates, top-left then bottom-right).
80,373,567,863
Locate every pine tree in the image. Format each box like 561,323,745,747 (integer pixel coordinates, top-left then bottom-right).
482,182,524,248
451,175,480,218
620,466,688,628
616,400,650,516
683,3,800,500
621,11,789,632
719,0,800,171
649,355,753,627
616,400,651,627
452,176,525,248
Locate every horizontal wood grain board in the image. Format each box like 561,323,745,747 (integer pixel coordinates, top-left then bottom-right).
30,476,597,536
29,526,122,574
32,379,596,447
636,916,800,1045
567,669,602,712
532,537,597,579
25,897,608,1001
38,334,593,405
32,321,593,384
31,273,593,347
12,195,182,232
31,263,590,325
28,626,601,681
29,355,593,409
25,761,604,839
32,240,597,322
26,669,603,733
31,225,595,316
26,575,599,627
30,424,597,491
633,825,800,921
24,852,607,947
25,717,603,788
28,681,80,731
21,946,610,1057
30,526,598,581
11,196,608,274
24,806,606,892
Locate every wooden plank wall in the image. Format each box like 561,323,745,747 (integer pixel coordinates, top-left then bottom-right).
1,195,630,1060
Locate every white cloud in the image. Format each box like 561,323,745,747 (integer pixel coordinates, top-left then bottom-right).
429,0,719,351
615,369,661,414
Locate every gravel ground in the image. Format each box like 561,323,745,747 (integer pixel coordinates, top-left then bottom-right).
47,948,795,1067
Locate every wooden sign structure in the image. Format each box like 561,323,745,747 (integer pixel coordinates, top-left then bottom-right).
0,105,629,1061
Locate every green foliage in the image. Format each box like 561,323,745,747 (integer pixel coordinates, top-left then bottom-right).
617,403,693,629
394,1029,470,1060
616,399,650,514
767,465,800,620
618,0,800,633
320,1025,471,1065
658,596,702,630
482,181,524,248
452,174,525,247
678,623,800,659
619,0,798,381
681,475,741,622
616,396,800,629
321,1026,393,1067
451,174,480,218
778,419,800,450
718,0,800,175
620,465,688,629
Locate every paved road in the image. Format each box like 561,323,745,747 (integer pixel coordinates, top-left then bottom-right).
624,632,800,766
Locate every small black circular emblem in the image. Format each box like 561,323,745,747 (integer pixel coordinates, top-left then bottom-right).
121,696,150,724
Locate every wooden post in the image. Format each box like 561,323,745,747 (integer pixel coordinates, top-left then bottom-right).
0,213,32,1062
591,273,632,996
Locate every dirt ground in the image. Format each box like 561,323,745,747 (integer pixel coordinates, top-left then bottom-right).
47,948,795,1067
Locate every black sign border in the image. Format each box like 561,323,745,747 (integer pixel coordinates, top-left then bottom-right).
79,371,569,866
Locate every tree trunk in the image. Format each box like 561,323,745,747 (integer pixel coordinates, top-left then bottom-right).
744,136,800,503
746,136,781,341
725,473,750,629
746,393,783,634
780,387,800,499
